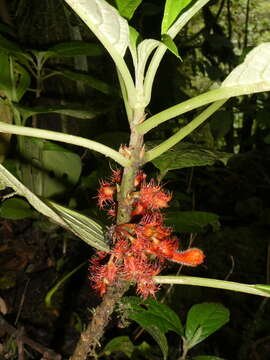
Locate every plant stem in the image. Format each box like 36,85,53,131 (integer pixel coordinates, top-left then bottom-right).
144,100,226,163
70,108,145,360
154,276,270,297
137,82,270,135
0,122,130,167
70,280,130,360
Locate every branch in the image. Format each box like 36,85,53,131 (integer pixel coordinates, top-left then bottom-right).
144,100,226,163
0,122,130,167
154,276,270,297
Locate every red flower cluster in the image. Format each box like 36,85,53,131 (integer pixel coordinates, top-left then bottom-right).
90,170,205,298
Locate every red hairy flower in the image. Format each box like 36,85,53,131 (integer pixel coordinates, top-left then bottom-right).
111,169,122,184
97,181,116,208
139,181,172,210
90,170,205,298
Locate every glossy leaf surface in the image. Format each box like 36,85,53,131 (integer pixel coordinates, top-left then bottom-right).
162,0,192,34
122,296,184,335
115,0,142,20
185,303,230,349
166,211,220,233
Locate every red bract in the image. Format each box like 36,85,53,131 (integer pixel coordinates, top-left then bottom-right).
170,248,205,266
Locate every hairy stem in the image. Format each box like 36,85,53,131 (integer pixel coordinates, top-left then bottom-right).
70,108,145,360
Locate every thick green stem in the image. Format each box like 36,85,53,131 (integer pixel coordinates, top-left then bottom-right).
154,276,270,297
144,100,226,163
117,108,145,224
70,108,145,360
138,82,270,135
0,122,129,167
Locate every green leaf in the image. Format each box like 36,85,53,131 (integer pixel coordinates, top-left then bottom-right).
0,55,30,101
47,200,109,252
192,356,225,360
12,102,100,122
59,69,118,96
103,336,134,358
161,34,181,59
210,110,233,139
150,142,232,176
165,211,220,233
0,33,29,59
161,0,192,34
0,53,13,98
19,139,82,198
185,303,230,350
144,325,168,360
222,43,270,87
44,41,104,58
0,162,66,227
115,0,142,20
0,197,35,220
122,296,184,336
64,0,129,57
42,147,82,198
15,63,31,101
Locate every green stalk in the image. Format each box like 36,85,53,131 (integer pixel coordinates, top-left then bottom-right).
154,276,270,297
70,108,145,360
138,82,270,135
117,69,133,123
0,122,130,167
144,100,226,163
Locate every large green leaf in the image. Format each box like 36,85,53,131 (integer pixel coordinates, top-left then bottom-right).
0,162,66,226
161,0,192,34
12,102,100,122
103,336,134,358
122,296,184,335
47,200,109,252
222,42,270,87
0,55,30,101
64,0,129,57
0,33,30,60
43,41,104,58
0,198,36,220
19,139,82,198
165,211,220,233
144,325,168,360
115,0,142,20
0,163,108,251
150,142,232,176
59,69,118,95
185,303,230,350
